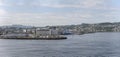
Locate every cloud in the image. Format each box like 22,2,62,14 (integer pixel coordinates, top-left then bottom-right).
38,0,104,8
0,0,3,6
1,9,120,26
1,0,119,11
37,0,114,11
81,0,106,8
25,0,119,11
0,8,8,25
7,12,93,20
0,9,7,15
0,0,120,26
101,11,120,19
1,12,98,26
8,0,103,8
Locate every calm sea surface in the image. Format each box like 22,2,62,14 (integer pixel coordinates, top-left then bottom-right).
0,32,120,57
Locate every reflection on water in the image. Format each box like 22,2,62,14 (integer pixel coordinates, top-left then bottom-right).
0,32,120,57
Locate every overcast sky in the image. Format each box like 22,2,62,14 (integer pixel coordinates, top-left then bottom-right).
0,0,120,26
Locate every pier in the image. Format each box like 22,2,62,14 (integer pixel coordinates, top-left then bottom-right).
0,34,67,40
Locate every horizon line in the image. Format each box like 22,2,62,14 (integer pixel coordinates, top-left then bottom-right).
0,22,120,27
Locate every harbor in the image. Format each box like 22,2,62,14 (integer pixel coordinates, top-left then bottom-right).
0,27,67,40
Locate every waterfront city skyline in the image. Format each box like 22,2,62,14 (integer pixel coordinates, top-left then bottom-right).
0,0,120,26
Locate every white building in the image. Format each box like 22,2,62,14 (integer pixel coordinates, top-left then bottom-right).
49,29,59,35
35,28,59,36
36,29,50,36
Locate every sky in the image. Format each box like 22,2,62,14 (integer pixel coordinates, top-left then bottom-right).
0,0,120,26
